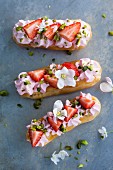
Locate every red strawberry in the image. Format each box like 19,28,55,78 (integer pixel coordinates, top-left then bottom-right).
62,62,80,77
48,117,62,132
59,22,81,42
44,23,61,40
24,19,42,39
28,69,45,82
79,97,95,109
64,105,78,122
44,75,58,88
29,129,43,147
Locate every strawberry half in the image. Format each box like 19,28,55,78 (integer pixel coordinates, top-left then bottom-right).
28,69,45,82
44,75,58,88
59,22,81,42
47,117,62,132
64,105,78,122
62,62,80,77
24,19,42,39
43,23,61,40
29,129,43,147
79,97,95,109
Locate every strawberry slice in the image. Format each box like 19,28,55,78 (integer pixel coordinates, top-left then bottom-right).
62,62,80,77
29,129,43,147
44,75,58,88
64,105,78,122
48,117,62,132
23,19,42,39
28,69,45,82
43,23,61,40
79,97,95,109
59,22,81,42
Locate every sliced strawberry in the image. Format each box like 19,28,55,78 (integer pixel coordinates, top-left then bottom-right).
59,22,81,42
62,62,80,77
43,23,61,40
24,19,42,39
64,105,78,122
79,97,95,109
44,75,58,88
28,69,45,82
48,117,62,132
29,129,43,147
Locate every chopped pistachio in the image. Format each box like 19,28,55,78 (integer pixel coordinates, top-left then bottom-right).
44,156,51,158
26,48,29,50
88,65,93,71
108,31,113,36
43,16,48,21
54,34,60,41
65,145,73,151
102,14,106,18
28,51,34,56
48,69,53,75
77,164,84,168
76,33,82,39
43,54,46,58
74,157,79,160
76,39,80,45
59,23,66,30
16,26,23,31
20,73,27,78
33,99,42,109
4,123,7,127
80,140,88,145
42,128,47,133
74,76,78,80
52,58,55,62
66,50,72,55
37,87,41,92
0,90,9,96
24,80,31,85
30,126,36,131
60,125,66,132
53,19,56,22
82,25,87,29
77,151,80,154
32,119,37,123
82,66,88,71
39,80,44,84
20,38,23,42
17,104,23,108
76,141,81,149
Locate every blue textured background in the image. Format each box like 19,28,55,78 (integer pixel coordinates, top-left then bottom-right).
0,0,113,170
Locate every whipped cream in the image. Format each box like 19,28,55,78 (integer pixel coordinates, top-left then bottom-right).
27,92,100,147
76,58,100,82
13,18,91,48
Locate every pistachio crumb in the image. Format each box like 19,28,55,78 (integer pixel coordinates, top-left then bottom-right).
108,31,113,36
65,145,73,151
0,90,9,96
28,51,34,56
17,104,23,108
102,14,106,18
77,164,84,168
77,151,80,155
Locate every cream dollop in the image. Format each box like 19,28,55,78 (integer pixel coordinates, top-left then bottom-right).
76,58,100,82
13,19,91,48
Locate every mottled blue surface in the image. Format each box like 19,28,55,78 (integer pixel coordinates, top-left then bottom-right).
0,0,113,170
